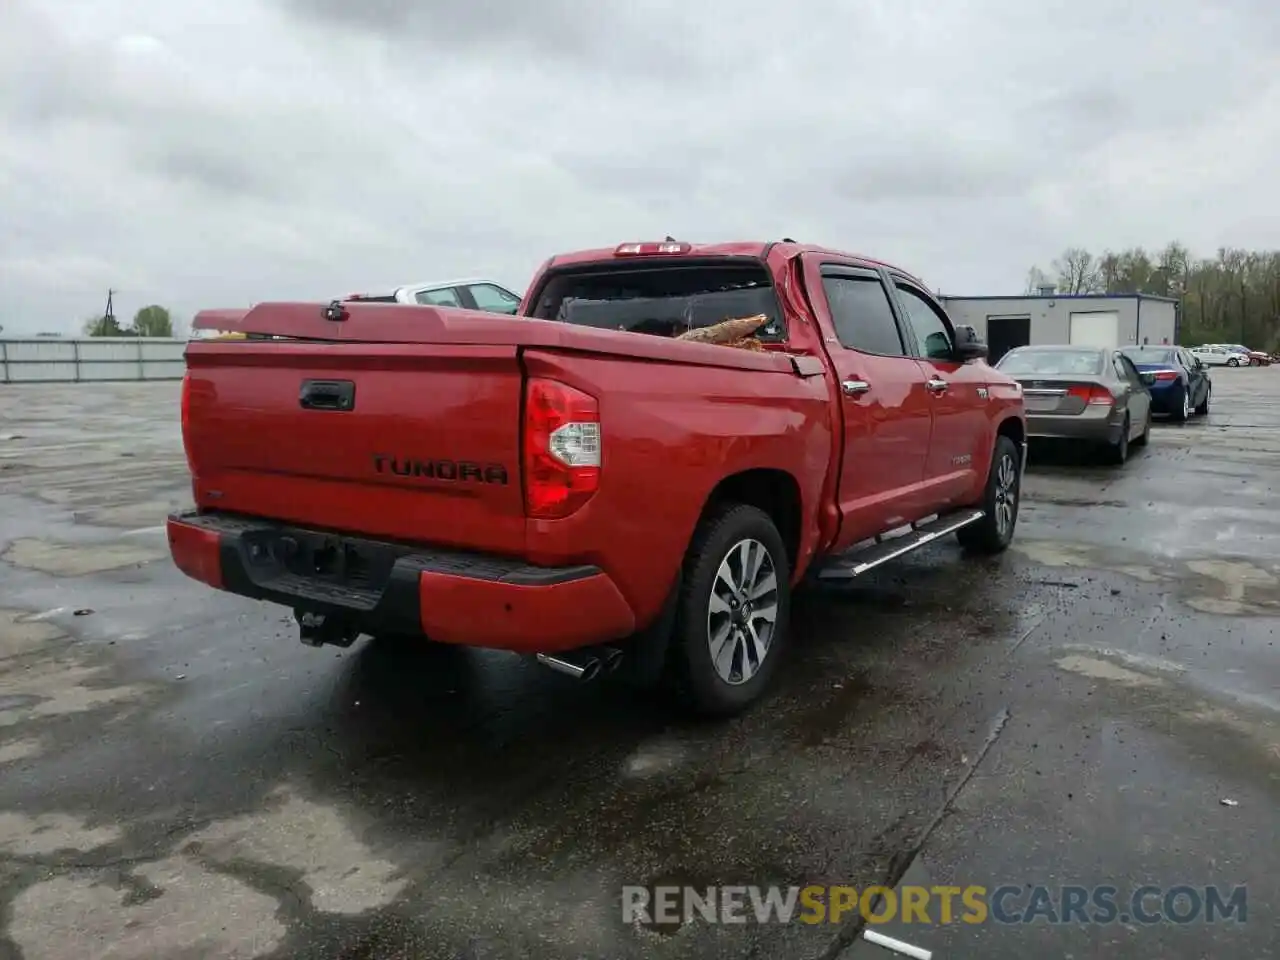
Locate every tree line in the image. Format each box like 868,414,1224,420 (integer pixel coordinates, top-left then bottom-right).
84,304,175,338
1026,244,1280,349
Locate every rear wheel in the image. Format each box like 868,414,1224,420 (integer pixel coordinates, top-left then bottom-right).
1171,386,1190,422
957,435,1021,555
1104,415,1130,465
667,504,791,717
1195,383,1211,416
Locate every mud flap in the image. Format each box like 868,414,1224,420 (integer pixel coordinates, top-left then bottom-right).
617,572,682,689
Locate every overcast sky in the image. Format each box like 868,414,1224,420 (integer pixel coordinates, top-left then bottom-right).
2,0,1277,334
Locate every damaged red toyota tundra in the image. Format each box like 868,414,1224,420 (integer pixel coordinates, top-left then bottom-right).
169,241,1026,716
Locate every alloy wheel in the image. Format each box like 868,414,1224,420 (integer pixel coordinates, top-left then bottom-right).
994,452,1018,537
707,538,779,685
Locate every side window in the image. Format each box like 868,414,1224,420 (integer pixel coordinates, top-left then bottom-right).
1112,355,1128,379
468,283,522,314
820,274,907,356
894,284,954,361
1118,355,1143,386
415,287,462,306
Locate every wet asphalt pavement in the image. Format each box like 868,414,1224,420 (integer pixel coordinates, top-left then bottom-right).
1,369,1277,959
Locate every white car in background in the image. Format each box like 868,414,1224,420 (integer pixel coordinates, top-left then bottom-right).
345,278,524,314
1190,344,1252,367
193,278,527,340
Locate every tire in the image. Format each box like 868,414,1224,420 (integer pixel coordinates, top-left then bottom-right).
957,434,1021,555
1132,407,1151,446
1195,383,1211,416
1170,386,1190,422
1227,357,1240,367
1104,415,1130,465
666,504,791,717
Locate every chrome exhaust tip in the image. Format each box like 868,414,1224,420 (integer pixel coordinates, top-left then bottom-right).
536,652,602,682
599,647,624,674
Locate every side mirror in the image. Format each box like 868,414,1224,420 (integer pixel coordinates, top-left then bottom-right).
951,325,988,361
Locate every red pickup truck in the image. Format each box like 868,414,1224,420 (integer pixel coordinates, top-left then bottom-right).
169,240,1025,716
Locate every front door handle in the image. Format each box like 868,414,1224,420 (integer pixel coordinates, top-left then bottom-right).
841,379,871,396
925,377,949,394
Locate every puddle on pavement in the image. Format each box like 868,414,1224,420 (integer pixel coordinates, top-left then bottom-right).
2,537,169,577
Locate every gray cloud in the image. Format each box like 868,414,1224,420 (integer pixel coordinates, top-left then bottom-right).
276,0,717,77
1,0,1278,334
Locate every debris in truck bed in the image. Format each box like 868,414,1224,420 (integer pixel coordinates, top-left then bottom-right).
676,313,770,349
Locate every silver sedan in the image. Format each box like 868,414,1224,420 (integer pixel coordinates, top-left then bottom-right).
994,345,1154,465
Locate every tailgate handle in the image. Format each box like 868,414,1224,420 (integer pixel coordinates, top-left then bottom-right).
299,379,355,411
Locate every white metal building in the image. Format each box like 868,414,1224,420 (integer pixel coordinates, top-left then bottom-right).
939,290,1179,365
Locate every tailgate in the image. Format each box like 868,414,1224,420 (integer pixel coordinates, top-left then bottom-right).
183,303,528,553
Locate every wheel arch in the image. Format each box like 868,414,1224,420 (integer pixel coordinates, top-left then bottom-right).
698,468,803,574
996,415,1025,454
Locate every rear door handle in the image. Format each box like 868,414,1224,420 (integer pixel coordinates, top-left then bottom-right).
841,379,871,396
299,379,356,411
926,377,949,394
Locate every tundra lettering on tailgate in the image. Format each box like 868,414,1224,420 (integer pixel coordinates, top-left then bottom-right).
372,454,509,485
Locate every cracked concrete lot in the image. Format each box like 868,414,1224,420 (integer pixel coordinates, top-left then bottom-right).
1,374,1277,958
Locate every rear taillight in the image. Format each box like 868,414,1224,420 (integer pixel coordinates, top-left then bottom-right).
523,378,601,520
1067,384,1114,405
180,373,195,471
1153,371,1178,381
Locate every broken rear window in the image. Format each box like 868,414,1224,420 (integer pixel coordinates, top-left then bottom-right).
529,262,786,342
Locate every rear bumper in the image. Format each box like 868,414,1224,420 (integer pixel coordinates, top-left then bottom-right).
1147,382,1184,412
166,511,636,653
1025,407,1120,443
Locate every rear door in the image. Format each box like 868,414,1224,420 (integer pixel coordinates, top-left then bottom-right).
890,277,990,507
1178,347,1207,404
1113,352,1151,431
800,256,933,548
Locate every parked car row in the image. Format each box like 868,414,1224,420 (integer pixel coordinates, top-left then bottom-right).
1189,343,1271,366
993,342,1213,465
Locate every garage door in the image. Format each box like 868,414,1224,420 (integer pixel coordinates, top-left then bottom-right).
1068,311,1120,348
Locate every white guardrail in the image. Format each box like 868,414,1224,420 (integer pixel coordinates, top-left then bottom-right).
0,338,188,384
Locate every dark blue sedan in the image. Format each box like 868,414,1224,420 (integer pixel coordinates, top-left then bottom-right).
1119,345,1212,421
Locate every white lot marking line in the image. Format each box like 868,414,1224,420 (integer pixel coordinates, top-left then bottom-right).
122,525,167,537
862,929,932,959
